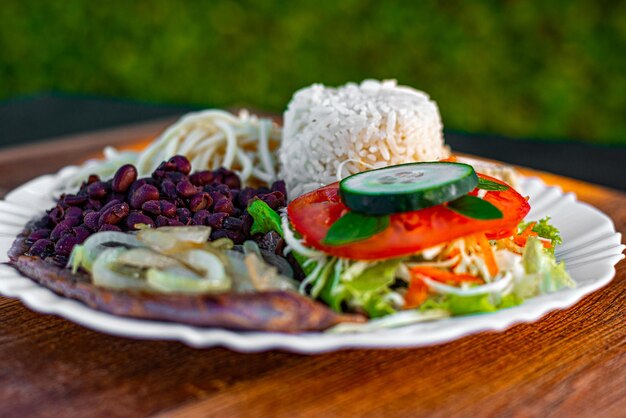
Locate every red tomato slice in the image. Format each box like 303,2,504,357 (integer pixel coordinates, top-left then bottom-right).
287,174,530,260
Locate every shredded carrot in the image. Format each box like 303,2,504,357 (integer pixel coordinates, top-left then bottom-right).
511,222,554,249
477,233,499,277
446,247,460,259
404,275,429,309
409,266,484,285
440,155,458,162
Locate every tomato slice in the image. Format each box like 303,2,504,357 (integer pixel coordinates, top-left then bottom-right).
287,174,530,260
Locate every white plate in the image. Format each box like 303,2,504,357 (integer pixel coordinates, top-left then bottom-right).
0,171,623,353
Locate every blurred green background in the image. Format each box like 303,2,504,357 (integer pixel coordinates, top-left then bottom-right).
1,0,624,144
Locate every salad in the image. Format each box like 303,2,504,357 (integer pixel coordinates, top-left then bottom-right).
274,161,573,329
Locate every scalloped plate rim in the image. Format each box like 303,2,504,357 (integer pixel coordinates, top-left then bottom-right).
0,170,623,353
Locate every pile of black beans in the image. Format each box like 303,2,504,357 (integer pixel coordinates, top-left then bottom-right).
24,155,287,266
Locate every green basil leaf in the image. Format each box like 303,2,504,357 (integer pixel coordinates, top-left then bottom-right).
477,177,509,191
248,198,284,237
447,195,503,220
322,212,390,246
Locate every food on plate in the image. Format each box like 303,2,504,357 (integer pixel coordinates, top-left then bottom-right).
8,155,363,331
6,79,574,334
282,162,574,330
279,79,449,197
338,162,479,215
58,110,281,192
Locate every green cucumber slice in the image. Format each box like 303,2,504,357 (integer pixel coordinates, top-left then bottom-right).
339,162,479,215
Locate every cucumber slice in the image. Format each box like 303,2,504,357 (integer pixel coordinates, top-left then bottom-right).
339,162,478,215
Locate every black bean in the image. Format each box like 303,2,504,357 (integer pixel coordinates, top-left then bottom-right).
111,164,138,193
130,184,159,209
155,215,170,227
213,198,235,215
141,200,161,216
108,193,128,203
176,180,197,198
87,174,100,185
65,207,82,219
98,224,122,232
27,228,51,244
160,179,177,199
87,198,102,211
206,212,228,229
223,216,243,231
214,183,232,197
160,200,177,218
271,191,286,208
230,189,240,206
167,219,184,227
98,202,129,226
271,180,287,198
73,225,91,243
238,187,258,208
55,235,79,256
163,171,186,183
157,159,177,172
100,199,122,213
126,212,155,230
48,206,64,224
50,221,73,241
223,173,241,189
87,181,108,199
257,231,285,255
29,239,54,257
225,230,245,244
83,211,100,231
189,192,212,212
33,216,52,229
176,208,192,225
189,171,214,187
64,194,88,206
169,155,191,175
241,213,253,235
192,210,211,226
64,216,81,228
128,179,148,196
258,193,280,210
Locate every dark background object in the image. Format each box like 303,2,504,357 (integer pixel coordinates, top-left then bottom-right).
0,1,624,145
0,94,624,190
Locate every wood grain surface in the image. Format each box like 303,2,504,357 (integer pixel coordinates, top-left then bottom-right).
0,121,624,418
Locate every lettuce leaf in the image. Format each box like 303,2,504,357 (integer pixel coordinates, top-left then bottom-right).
521,236,575,295
248,199,283,237
519,217,562,253
319,259,401,317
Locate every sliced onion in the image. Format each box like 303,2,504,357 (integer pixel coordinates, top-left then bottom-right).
174,249,227,284
327,310,450,334
422,272,514,296
235,242,294,278
146,265,230,293
137,226,211,254
116,248,182,270
91,248,149,290
244,253,297,291
82,231,143,271
209,237,234,250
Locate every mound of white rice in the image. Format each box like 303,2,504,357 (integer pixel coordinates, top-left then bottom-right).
279,79,449,197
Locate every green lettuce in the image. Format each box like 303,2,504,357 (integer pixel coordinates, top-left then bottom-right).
320,259,401,318
519,217,562,253
247,198,283,237
519,236,575,296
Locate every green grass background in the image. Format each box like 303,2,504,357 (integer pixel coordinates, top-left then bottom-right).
1,1,624,144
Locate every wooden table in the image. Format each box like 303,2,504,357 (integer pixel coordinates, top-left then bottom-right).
0,120,624,418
